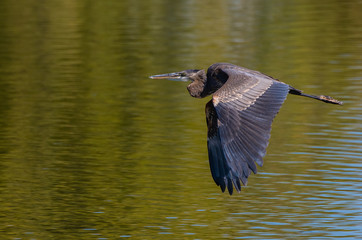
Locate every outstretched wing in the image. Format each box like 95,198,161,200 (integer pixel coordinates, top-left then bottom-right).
206,67,289,195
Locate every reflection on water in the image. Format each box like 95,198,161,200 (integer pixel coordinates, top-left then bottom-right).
0,0,361,239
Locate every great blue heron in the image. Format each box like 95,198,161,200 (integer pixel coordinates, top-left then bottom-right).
150,63,342,195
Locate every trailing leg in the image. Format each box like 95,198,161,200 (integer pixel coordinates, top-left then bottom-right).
289,87,342,105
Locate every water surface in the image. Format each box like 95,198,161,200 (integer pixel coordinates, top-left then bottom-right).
0,0,361,239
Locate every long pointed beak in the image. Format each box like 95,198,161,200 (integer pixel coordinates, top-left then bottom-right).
149,72,188,82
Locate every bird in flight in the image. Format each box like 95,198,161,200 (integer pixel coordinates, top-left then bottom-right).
150,63,342,195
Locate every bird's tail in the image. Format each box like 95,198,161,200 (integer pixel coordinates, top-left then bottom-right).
289,87,343,105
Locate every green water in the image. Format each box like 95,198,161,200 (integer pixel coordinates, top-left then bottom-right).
0,0,361,239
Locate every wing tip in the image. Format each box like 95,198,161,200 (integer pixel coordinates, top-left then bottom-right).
220,175,252,195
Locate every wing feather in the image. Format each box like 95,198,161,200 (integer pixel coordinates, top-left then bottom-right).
207,67,289,194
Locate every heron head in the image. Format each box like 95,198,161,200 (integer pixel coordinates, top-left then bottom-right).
149,69,200,82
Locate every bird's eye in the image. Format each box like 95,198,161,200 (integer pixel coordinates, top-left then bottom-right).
180,72,186,77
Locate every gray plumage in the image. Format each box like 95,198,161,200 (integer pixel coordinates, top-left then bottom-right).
150,63,342,195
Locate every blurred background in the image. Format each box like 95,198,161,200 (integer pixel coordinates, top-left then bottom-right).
0,0,361,239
